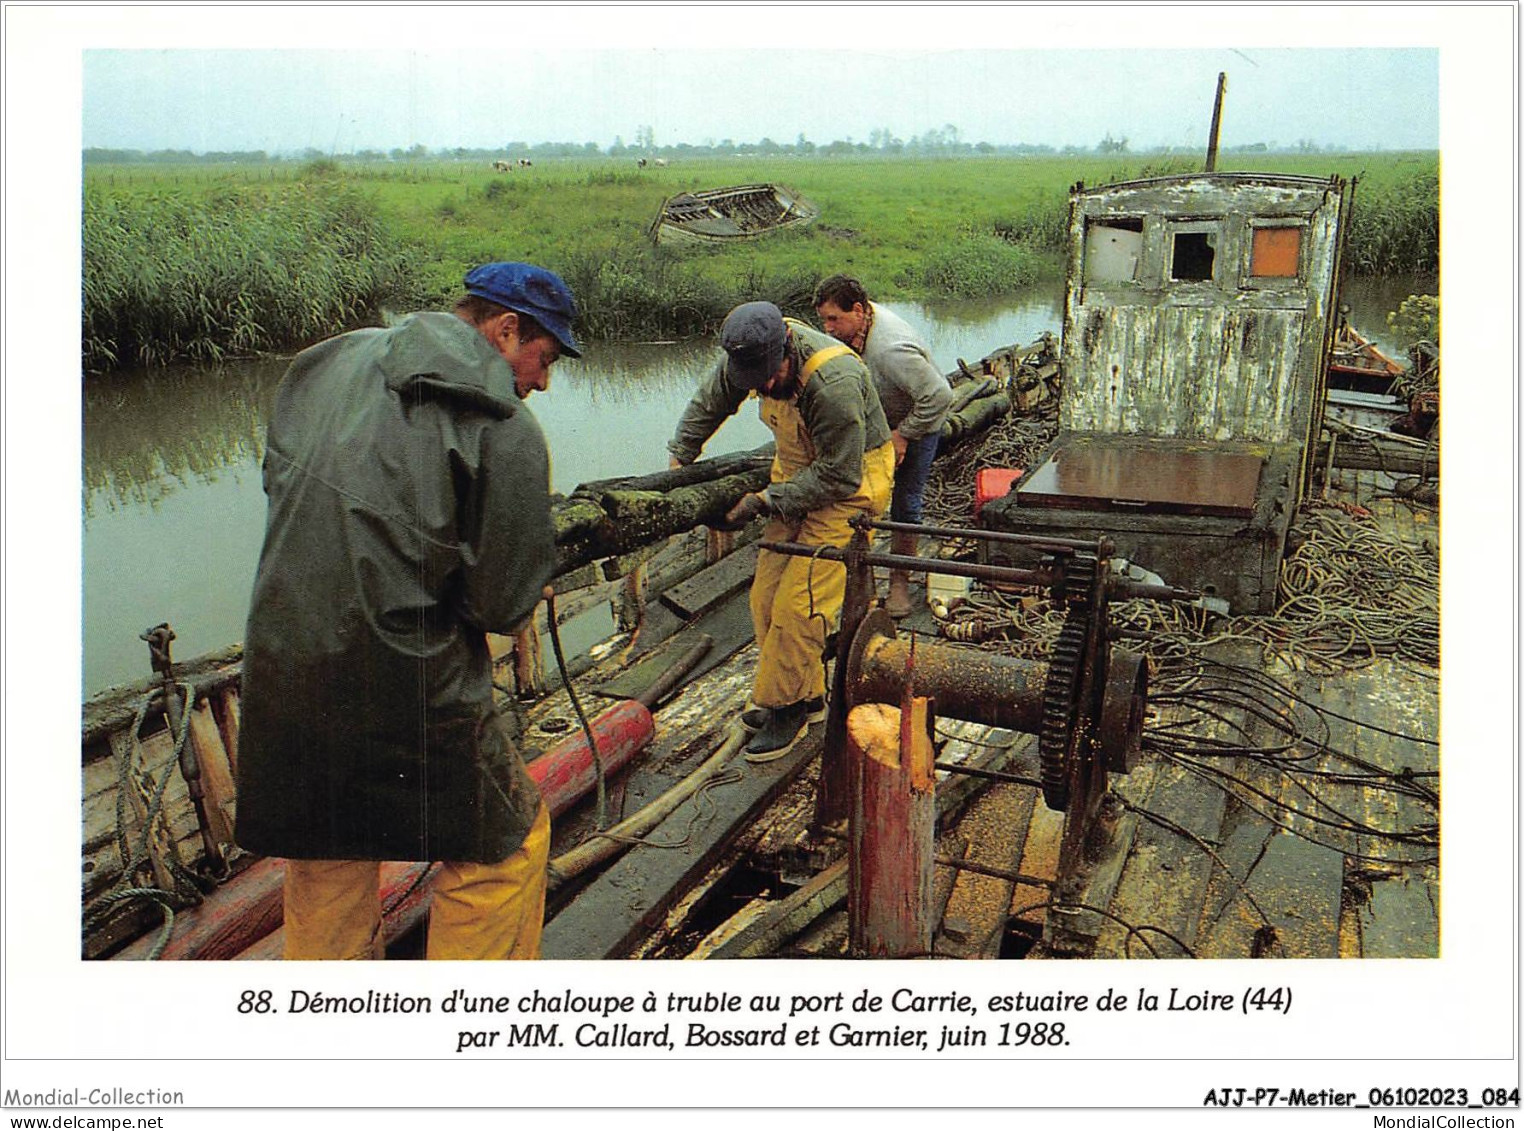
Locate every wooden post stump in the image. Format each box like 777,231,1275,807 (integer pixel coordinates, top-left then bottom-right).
512,624,545,699
614,562,649,633
705,528,735,565
848,699,937,958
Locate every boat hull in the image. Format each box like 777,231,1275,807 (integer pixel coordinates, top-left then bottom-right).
650,183,819,247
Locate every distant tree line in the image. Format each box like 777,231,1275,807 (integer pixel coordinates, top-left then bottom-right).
82,133,1371,165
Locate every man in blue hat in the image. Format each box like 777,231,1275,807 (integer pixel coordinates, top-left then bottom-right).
236,262,579,960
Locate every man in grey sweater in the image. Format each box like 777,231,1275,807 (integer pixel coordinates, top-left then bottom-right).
815,274,954,617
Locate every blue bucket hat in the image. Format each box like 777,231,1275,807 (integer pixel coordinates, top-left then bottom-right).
464,262,581,358
720,301,787,389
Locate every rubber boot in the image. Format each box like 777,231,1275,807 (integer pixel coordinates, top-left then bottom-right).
884,531,918,619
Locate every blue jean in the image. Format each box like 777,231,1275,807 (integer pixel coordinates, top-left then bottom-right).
890,432,942,524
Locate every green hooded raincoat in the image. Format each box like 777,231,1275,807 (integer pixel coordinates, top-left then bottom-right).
235,312,551,863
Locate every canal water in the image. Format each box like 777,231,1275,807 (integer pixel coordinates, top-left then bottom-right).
80,277,1428,696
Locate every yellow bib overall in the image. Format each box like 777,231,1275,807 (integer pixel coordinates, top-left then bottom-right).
750,347,895,708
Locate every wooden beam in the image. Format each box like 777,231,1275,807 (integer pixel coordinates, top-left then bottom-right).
659,544,760,620
114,858,285,961
937,782,1038,959
187,698,236,848
711,858,849,960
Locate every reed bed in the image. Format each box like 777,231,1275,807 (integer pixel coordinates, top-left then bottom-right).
83,180,426,373
1344,168,1439,274
555,247,820,341
83,151,1438,371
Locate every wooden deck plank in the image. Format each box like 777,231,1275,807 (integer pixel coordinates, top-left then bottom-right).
1048,796,1139,956
1293,675,1367,862
1290,659,1438,959
1195,817,1345,958
934,782,1035,959
659,543,760,619
1180,654,1347,959
626,837,759,960
1008,800,1065,935
542,726,823,959
929,730,1042,960
590,594,756,702
1095,757,1228,958
1359,872,1440,958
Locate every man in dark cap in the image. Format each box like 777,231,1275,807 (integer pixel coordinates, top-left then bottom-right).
668,301,895,759
235,262,579,960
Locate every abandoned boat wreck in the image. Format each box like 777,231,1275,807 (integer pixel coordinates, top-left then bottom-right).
649,183,820,247
82,171,1438,964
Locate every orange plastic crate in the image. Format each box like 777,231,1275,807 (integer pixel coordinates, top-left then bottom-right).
975,468,1024,519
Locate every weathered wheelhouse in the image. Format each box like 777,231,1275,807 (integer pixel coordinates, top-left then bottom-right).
982,172,1354,612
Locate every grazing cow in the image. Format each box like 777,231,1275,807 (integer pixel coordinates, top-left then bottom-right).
637,158,647,169
653,158,668,168
518,158,533,168
492,160,511,172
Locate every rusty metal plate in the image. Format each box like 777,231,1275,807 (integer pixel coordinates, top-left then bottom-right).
1016,447,1264,517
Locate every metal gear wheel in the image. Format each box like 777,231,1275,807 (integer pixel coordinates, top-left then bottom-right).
1038,612,1088,811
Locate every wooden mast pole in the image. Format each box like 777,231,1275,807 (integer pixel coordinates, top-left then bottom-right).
1204,71,1227,172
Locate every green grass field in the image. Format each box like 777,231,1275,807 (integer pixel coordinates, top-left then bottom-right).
83,150,1438,372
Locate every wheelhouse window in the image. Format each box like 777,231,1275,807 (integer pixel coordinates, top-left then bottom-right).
1083,217,1144,283
1170,228,1218,282
1250,225,1303,278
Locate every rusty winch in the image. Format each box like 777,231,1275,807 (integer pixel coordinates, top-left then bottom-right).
759,517,1197,916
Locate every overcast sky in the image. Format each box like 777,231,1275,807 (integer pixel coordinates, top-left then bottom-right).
82,43,1436,155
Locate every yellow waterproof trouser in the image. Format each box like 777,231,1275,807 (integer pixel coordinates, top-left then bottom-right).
750,440,894,708
282,802,551,960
